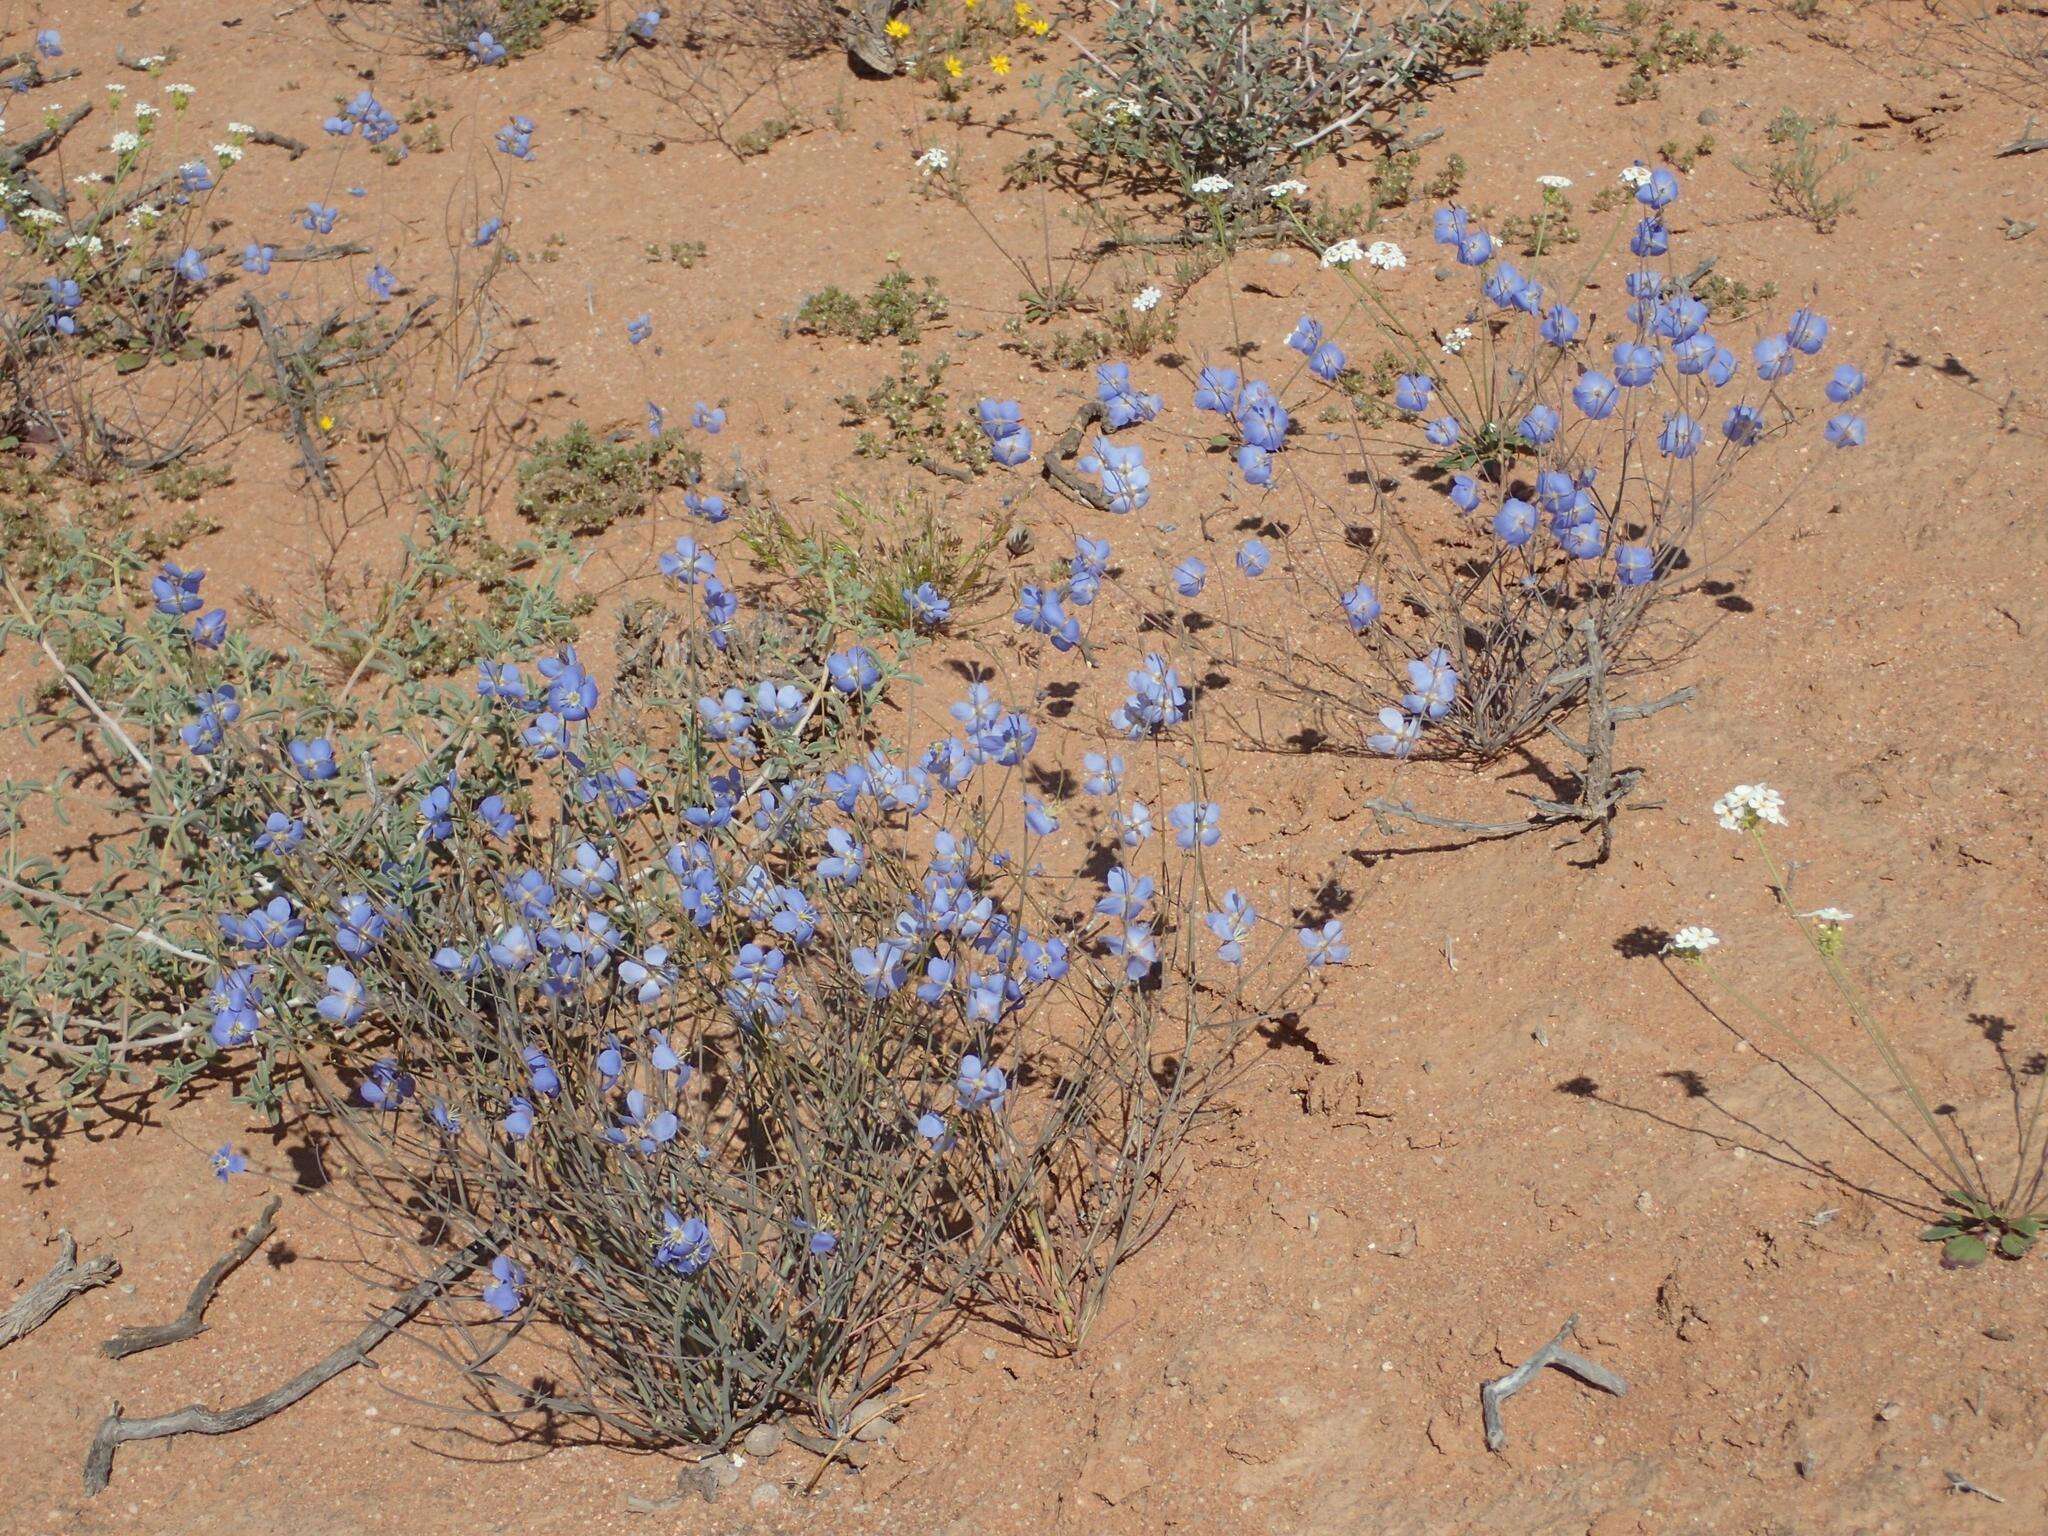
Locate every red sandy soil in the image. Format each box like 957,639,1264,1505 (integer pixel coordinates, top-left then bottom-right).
5,1,2048,1532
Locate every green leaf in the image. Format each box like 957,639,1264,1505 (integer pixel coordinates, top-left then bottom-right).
1920,1223,1963,1242
114,351,150,374
2011,1216,2042,1238
1998,1230,2033,1259
1943,1234,1989,1268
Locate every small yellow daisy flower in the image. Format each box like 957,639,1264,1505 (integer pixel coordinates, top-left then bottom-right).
990,53,1011,76
885,17,910,39
1027,17,1049,33
945,55,964,78
318,414,335,432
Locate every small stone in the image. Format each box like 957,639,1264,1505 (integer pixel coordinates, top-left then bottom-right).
1877,1400,1902,1422
1635,1190,1655,1214
1697,107,1722,126
743,1423,784,1459
1983,1325,2014,1342
749,1483,784,1510
1266,251,1294,265
852,1411,892,1444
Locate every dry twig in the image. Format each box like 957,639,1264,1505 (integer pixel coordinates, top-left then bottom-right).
1480,1314,1627,1452
101,1199,282,1360
1,1232,119,1350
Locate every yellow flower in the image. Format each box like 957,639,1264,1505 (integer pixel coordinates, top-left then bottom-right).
1013,0,1033,17
318,414,335,432
989,52,1011,75
1027,16,1049,33
945,55,964,78
885,16,910,38
964,0,978,8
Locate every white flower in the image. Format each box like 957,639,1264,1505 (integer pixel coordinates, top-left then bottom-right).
73,172,109,186
1619,164,1652,189
1537,174,1573,190
165,83,195,102
20,206,64,228
1131,284,1162,313
1712,783,1787,833
1365,240,1406,270
1265,178,1309,200
1440,325,1473,356
213,142,244,164
109,130,140,154
1318,238,1364,268
63,234,104,255
136,53,168,69
127,204,162,227
134,102,161,122
227,121,255,138
1666,925,1720,957
1189,174,1234,196
1105,97,1144,123
914,145,949,174
105,81,126,96
1801,908,1853,925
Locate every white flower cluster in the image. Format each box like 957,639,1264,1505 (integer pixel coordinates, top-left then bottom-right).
1189,174,1233,196
1618,164,1652,189
1318,238,1363,268
915,145,949,174
1130,284,1162,313
1365,239,1405,270
214,142,244,164
19,206,64,228
1802,907,1853,925
110,130,141,154
1265,178,1309,200
1666,925,1720,957
1104,97,1144,123
63,233,104,255
1537,174,1573,190
1440,325,1473,355
135,102,161,123
1713,783,1787,833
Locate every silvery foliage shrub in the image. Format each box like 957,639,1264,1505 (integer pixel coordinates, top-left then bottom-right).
1,519,1325,1446
1052,0,1466,192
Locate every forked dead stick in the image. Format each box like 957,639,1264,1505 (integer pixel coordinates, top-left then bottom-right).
1480,1314,1627,1453
84,1235,493,1494
1,1232,119,1350
100,1198,281,1360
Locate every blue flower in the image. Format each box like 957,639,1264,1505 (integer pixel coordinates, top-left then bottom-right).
1721,403,1764,445
1448,474,1481,513
242,242,275,274
915,1111,952,1149
1401,648,1458,719
1492,497,1537,546
1636,167,1681,209
501,1095,536,1139
655,1210,714,1275
174,247,209,285
303,202,339,234
1013,585,1080,651
1237,444,1273,487
1613,343,1660,387
1785,307,1828,355
1173,557,1207,598
1433,206,1471,245
1616,544,1655,586
153,562,206,615
469,30,508,65
1298,918,1349,966
367,264,397,300
360,1057,414,1110
1286,315,1323,354
956,1054,1008,1111
254,811,304,854
1825,364,1865,402
828,646,882,692
208,966,263,1048
319,964,366,1027
1340,581,1380,632
1206,889,1255,963
1424,416,1460,448
1540,303,1581,347
990,426,1033,467
626,313,653,345
1519,404,1559,446
474,216,504,247
1170,800,1221,849
1308,341,1346,383
1393,373,1433,414
209,1144,246,1182
904,582,952,628
1193,367,1240,414
1753,335,1794,380
334,893,389,958
1456,228,1495,265
482,1255,525,1317
1083,752,1124,796
691,402,726,433
1572,370,1619,420
1823,412,1866,448
1096,363,1162,429
178,162,213,193
1658,413,1703,459
35,28,62,57
220,896,302,951
289,737,338,780
1237,537,1270,576
1368,708,1417,757
1629,216,1668,258
495,115,536,158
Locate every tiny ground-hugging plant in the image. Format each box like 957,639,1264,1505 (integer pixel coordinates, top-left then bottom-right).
513,421,705,535
1740,109,1868,233
792,271,950,344
1664,784,2047,1269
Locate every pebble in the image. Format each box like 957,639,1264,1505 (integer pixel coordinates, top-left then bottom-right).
1697,107,1722,126
743,1423,784,1459
750,1483,784,1510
